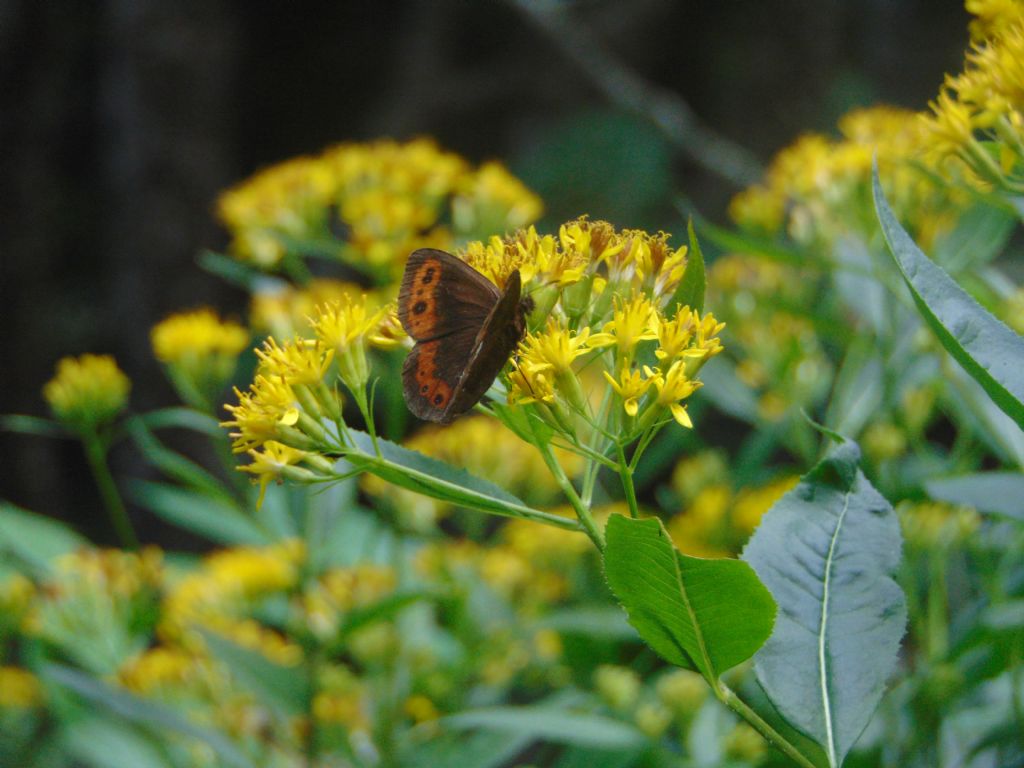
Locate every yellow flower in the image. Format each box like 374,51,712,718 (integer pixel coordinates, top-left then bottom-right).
645,361,701,427
222,373,302,453
603,365,652,417
255,336,333,387
152,309,249,363
592,294,659,362
44,354,130,431
119,646,197,694
238,440,316,508
308,296,394,391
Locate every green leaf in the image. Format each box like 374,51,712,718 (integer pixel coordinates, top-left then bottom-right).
873,164,1024,430
741,439,906,767
43,663,255,768
126,417,235,503
200,630,309,717
933,202,1015,272
339,430,580,531
196,250,265,291
337,591,433,640
137,407,226,438
669,219,706,314
401,730,534,768
0,414,68,438
925,472,1024,521
127,480,269,545
536,607,639,641
603,514,776,681
443,706,645,750
695,357,760,423
0,502,87,574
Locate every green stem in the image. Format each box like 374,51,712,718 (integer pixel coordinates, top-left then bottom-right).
82,434,138,549
927,550,948,662
616,443,640,519
538,442,605,551
715,681,818,768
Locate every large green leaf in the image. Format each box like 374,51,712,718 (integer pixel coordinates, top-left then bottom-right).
126,417,235,503
603,514,776,682
742,440,906,767
200,630,309,717
43,664,255,768
61,716,171,768
873,165,1024,430
443,705,645,750
0,502,86,574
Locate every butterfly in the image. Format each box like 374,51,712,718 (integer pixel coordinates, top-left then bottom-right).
398,248,530,424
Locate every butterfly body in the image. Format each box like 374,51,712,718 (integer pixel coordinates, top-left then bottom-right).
398,249,528,423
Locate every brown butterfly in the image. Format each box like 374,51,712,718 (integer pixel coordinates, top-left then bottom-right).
398,248,530,424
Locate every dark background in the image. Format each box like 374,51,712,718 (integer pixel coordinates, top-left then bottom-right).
0,0,968,542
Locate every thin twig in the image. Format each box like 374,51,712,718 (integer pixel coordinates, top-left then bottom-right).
509,0,763,187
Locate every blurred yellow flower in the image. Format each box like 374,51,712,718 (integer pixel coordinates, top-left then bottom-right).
43,354,130,431
0,666,43,709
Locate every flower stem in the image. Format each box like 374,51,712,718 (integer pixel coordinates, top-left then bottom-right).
616,443,640,519
82,434,138,549
538,442,605,551
715,681,818,768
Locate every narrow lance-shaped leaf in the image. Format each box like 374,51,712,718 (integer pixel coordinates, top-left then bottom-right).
873,163,1024,430
742,439,906,767
603,514,776,683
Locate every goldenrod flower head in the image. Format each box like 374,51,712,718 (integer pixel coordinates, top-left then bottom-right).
255,336,333,386
239,440,314,508
250,278,366,340
507,359,556,405
309,296,395,392
118,646,199,694
44,354,130,431
967,0,1024,41
519,320,595,373
593,293,659,361
152,309,248,364
222,373,301,453
454,160,544,235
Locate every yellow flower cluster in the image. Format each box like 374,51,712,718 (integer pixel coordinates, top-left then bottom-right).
0,666,43,709
898,500,980,550
301,564,397,640
43,354,131,431
217,138,542,278
161,539,305,664
730,106,960,248
923,0,1024,190
458,219,721,438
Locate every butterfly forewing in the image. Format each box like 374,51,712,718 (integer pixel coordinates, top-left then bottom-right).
398,249,499,342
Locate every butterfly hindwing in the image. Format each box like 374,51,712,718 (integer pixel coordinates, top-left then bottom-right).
401,330,477,422
398,248,499,341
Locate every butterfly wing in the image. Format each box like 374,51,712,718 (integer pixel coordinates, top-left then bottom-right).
446,270,525,419
398,248,500,342
402,329,479,421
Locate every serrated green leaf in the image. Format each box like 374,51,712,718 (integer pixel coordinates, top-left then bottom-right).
200,630,309,717
443,706,645,749
0,502,87,574
128,480,268,545
43,664,255,768
742,439,906,767
603,514,776,681
873,164,1024,430
669,220,706,314
925,472,1024,520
